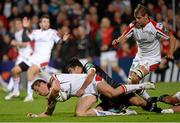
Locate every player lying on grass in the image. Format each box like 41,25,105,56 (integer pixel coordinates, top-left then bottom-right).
66,58,162,113
150,91,180,113
27,73,155,117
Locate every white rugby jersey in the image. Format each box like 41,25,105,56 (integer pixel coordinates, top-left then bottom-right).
123,19,171,60
51,74,98,97
28,28,61,61
15,29,33,58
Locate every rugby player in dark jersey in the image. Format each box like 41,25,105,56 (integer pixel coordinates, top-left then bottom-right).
66,58,162,113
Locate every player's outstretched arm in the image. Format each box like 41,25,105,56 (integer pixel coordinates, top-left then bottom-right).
112,35,125,46
27,99,57,118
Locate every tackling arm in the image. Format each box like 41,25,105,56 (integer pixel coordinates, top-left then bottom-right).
76,68,96,97
112,22,134,46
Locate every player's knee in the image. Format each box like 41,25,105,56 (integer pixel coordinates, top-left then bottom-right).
133,98,146,106
75,111,86,117
11,67,20,76
128,74,140,84
128,69,145,84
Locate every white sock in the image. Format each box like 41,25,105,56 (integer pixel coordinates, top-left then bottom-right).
27,80,33,98
140,90,150,100
93,109,117,116
7,77,14,91
118,70,127,82
13,77,20,93
161,109,174,114
123,83,144,94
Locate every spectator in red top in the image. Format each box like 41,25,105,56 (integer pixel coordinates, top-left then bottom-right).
96,17,127,82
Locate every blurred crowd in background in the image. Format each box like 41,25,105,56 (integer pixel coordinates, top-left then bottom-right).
0,0,179,82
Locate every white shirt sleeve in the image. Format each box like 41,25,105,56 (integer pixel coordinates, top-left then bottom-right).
123,22,134,38
155,23,170,40
28,30,36,40
52,30,61,43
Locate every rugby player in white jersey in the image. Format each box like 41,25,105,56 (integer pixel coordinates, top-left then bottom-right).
112,4,176,100
5,18,33,98
27,73,155,117
5,15,70,102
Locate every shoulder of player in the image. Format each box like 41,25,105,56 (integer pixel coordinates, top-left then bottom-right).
48,28,57,33
149,19,163,30
83,62,95,72
128,20,136,28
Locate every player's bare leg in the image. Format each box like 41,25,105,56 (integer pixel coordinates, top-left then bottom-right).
75,95,97,116
97,80,155,98
128,65,151,100
5,65,22,100
24,65,39,102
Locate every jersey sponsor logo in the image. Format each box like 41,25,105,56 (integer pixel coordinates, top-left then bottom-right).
156,23,163,30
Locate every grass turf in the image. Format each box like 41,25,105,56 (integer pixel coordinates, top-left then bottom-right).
0,82,180,122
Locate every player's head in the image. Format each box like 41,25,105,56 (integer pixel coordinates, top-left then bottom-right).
134,4,149,27
14,18,23,31
66,58,83,73
31,79,50,96
39,14,50,30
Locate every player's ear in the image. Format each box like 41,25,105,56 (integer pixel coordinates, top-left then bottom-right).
144,14,148,19
39,22,42,28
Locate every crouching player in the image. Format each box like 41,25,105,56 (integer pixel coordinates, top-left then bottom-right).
27,73,155,117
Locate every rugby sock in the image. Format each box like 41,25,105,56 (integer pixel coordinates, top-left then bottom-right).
7,77,14,91
13,77,20,93
93,109,118,116
122,83,145,94
140,90,150,100
118,70,128,82
161,109,174,114
27,80,33,97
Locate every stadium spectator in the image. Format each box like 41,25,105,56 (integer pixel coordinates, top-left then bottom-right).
97,17,127,82
112,4,176,100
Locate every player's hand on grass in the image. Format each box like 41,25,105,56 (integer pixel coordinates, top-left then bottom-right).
27,113,38,118
76,88,84,97
27,112,49,118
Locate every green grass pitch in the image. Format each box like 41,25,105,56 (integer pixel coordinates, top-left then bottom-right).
0,82,180,122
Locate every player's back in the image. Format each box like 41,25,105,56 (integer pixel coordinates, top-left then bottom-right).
56,74,97,97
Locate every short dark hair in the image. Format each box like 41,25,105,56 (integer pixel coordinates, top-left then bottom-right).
66,58,83,71
134,4,149,18
31,79,47,90
40,14,50,21
14,18,22,22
